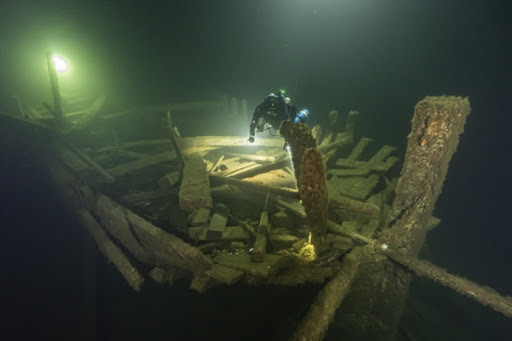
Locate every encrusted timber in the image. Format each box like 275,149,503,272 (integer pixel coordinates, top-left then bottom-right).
334,96,471,340
334,144,399,173
179,153,213,212
78,187,213,292
77,208,144,291
299,147,329,247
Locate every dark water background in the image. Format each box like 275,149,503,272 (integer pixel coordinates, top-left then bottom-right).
1,0,511,340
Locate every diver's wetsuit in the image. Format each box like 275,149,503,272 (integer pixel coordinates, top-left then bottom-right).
249,93,298,139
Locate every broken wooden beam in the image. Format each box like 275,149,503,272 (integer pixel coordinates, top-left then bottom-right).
326,220,371,245
209,212,228,233
180,136,284,149
327,168,370,177
107,151,177,177
207,264,244,286
188,225,250,242
64,142,115,183
148,267,184,286
347,137,372,161
344,110,360,138
166,111,185,166
210,174,299,199
228,152,289,180
96,140,217,156
291,247,363,341
214,160,258,177
329,197,380,219
213,253,296,279
335,96,471,340
121,190,175,204
86,191,213,291
251,211,270,263
158,171,181,190
209,154,225,173
188,208,210,227
328,174,380,201
77,208,144,291
179,153,213,212
317,133,353,155
319,110,340,146
382,248,512,318
335,155,398,173
115,149,147,159
222,152,276,162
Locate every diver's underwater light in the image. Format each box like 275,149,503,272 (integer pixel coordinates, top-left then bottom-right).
52,55,69,73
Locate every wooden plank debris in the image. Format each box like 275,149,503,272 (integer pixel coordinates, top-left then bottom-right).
210,174,299,199
188,208,210,227
207,264,244,286
359,219,380,238
97,139,172,152
107,151,177,177
290,247,363,341
228,153,289,180
222,152,276,162
180,136,284,149
209,154,225,173
225,163,261,178
335,144,399,173
90,192,213,291
188,226,250,241
382,248,512,318
158,171,181,190
57,144,90,173
326,220,370,244
166,111,185,166
327,168,370,177
115,149,147,159
77,208,144,291
209,212,228,232
213,253,296,279
148,267,182,285
369,145,396,163
222,226,250,240
272,197,306,218
65,143,115,183
269,233,298,250
347,137,372,160
328,174,380,201
215,160,257,177
96,139,217,156
251,211,270,263
179,153,213,212
269,210,296,229
328,197,380,218
121,190,174,204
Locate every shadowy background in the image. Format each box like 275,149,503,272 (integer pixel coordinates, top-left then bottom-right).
1,0,511,340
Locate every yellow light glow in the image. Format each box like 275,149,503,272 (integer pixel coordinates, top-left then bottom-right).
52,55,69,73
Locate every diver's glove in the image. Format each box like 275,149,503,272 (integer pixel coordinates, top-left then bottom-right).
248,136,255,143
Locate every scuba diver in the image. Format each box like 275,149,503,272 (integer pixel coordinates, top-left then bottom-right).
247,89,310,144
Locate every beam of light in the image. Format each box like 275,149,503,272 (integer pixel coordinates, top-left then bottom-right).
52,55,69,73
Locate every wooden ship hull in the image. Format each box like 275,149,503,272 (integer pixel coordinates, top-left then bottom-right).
1,94,510,340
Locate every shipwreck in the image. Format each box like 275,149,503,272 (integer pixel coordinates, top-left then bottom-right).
1,55,510,341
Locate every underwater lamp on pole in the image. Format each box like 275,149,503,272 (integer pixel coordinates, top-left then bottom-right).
46,51,66,126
